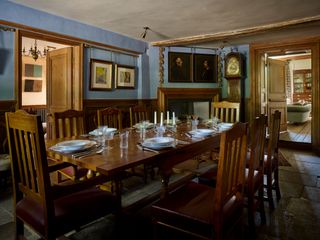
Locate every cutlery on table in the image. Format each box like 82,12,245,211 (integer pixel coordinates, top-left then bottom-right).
136,144,159,154
72,147,103,159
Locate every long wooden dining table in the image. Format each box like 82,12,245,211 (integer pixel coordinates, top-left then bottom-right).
47,123,221,205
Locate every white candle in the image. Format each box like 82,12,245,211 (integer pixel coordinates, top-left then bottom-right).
154,111,157,125
167,111,169,124
160,112,163,126
172,112,176,125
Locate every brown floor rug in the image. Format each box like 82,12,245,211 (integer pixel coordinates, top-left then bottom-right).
278,151,291,166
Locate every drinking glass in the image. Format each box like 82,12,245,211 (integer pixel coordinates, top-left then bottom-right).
156,125,166,137
103,127,114,150
120,131,129,149
96,126,106,148
191,119,199,131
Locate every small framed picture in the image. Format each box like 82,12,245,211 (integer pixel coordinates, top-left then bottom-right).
193,54,218,83
90,59,113,90
116,64,135,89
168,52,192,82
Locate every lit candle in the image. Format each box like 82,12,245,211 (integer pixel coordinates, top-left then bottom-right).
172,112,176,125
167,111,169,125
160,112,163,126
154,111,157,125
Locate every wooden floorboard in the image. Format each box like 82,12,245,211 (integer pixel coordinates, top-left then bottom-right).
280,118,311,143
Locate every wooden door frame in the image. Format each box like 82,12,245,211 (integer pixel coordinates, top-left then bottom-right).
14,29,83,109
250,37,320,152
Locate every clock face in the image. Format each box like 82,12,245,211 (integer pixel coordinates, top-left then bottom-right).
226,57,240,76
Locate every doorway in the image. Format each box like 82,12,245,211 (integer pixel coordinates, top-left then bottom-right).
16,30,84,138
267,50,312,143
251,40,319,149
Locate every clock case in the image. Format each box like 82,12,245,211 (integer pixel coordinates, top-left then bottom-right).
224,52,245,79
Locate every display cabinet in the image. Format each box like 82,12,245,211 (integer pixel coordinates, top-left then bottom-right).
293,69,311,102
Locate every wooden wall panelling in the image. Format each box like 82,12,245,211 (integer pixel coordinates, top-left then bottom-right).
83,99,157,131
0,101,16,153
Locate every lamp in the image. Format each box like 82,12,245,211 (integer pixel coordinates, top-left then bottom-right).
22,39,49,61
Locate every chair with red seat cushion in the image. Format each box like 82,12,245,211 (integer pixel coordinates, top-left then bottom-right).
6,110,119,240
152,122,248,240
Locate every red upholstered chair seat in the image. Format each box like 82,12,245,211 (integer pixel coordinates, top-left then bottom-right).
16,187,117,237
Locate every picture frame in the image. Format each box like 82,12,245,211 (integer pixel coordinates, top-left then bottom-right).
90,59,113,90
115,64,135,89
193,54,218,83
168,52,192,82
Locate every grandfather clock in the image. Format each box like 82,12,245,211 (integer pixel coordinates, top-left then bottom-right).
224,52,245,120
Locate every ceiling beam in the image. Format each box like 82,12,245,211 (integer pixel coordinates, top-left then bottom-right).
151,15,320,47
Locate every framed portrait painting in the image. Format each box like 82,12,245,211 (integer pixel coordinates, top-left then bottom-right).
90,59,113,90
168,52,191,82
193,54,218,83
116,64,135,88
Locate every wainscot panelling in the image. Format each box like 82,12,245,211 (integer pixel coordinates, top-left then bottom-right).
83,99,158,131
0,100,16,153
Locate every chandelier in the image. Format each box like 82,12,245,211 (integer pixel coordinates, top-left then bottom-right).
22,39,49,61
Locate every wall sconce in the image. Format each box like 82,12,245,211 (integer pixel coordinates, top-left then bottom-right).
22,39,51,61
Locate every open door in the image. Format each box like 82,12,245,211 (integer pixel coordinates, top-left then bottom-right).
267,58,287,131
46,45,83,139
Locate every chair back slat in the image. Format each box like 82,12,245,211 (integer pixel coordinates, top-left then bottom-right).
212,101,240,123
266,111,281,170
6,110,51,204
52,110,85,139
214,122,248,211
248,115,267,187
97,107,122,130
129,105,150,127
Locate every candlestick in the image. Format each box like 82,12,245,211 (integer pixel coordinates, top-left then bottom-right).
172,112,176,125
166,111,169,125
160,112,163,126
154,111,157,125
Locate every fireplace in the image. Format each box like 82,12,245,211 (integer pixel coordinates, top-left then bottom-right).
157,87,220,120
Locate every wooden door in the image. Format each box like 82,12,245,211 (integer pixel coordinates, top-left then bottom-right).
46,46,83,139
267,58,287,131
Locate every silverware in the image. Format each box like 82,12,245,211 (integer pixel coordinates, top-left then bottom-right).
136,144,159,154
72,147,103,159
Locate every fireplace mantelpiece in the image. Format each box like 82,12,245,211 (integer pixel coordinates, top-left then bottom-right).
157,87,220,112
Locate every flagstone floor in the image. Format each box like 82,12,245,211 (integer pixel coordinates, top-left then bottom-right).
1,148,319,240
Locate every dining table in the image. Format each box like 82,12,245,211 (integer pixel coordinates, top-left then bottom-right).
46,122,221,205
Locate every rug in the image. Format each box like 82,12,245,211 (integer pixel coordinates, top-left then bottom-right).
278,150,291,166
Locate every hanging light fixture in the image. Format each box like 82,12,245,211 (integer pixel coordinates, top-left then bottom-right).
22,39,49,61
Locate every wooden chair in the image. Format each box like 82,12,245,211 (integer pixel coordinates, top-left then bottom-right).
246,115,267,234
5,110,119,240
264,110,281,209
52,109,88,181
152,122,248,240
212,101,240,123
129,105,151,127
97,107,122,130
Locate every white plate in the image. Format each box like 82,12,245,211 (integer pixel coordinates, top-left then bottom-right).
189,129,215,137
141,142,173,150
143,137,174,147
89,128,117,136
133,123,154,129
219,123,233,130
51,140,96,153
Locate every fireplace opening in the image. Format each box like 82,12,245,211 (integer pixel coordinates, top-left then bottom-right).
167,99,211,120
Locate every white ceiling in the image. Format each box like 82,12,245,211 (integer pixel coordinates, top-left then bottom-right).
9,0,320,46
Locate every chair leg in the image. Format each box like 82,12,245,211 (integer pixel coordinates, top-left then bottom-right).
247,195,255,231
259,187,266,224
266,174,275,210
274,167,281,201
15,218,24,239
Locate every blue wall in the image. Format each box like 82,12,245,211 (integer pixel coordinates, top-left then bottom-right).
148,45,250,100
0,30,15,100
0,1,250,102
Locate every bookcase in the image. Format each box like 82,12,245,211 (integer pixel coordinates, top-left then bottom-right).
293,69,312,102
